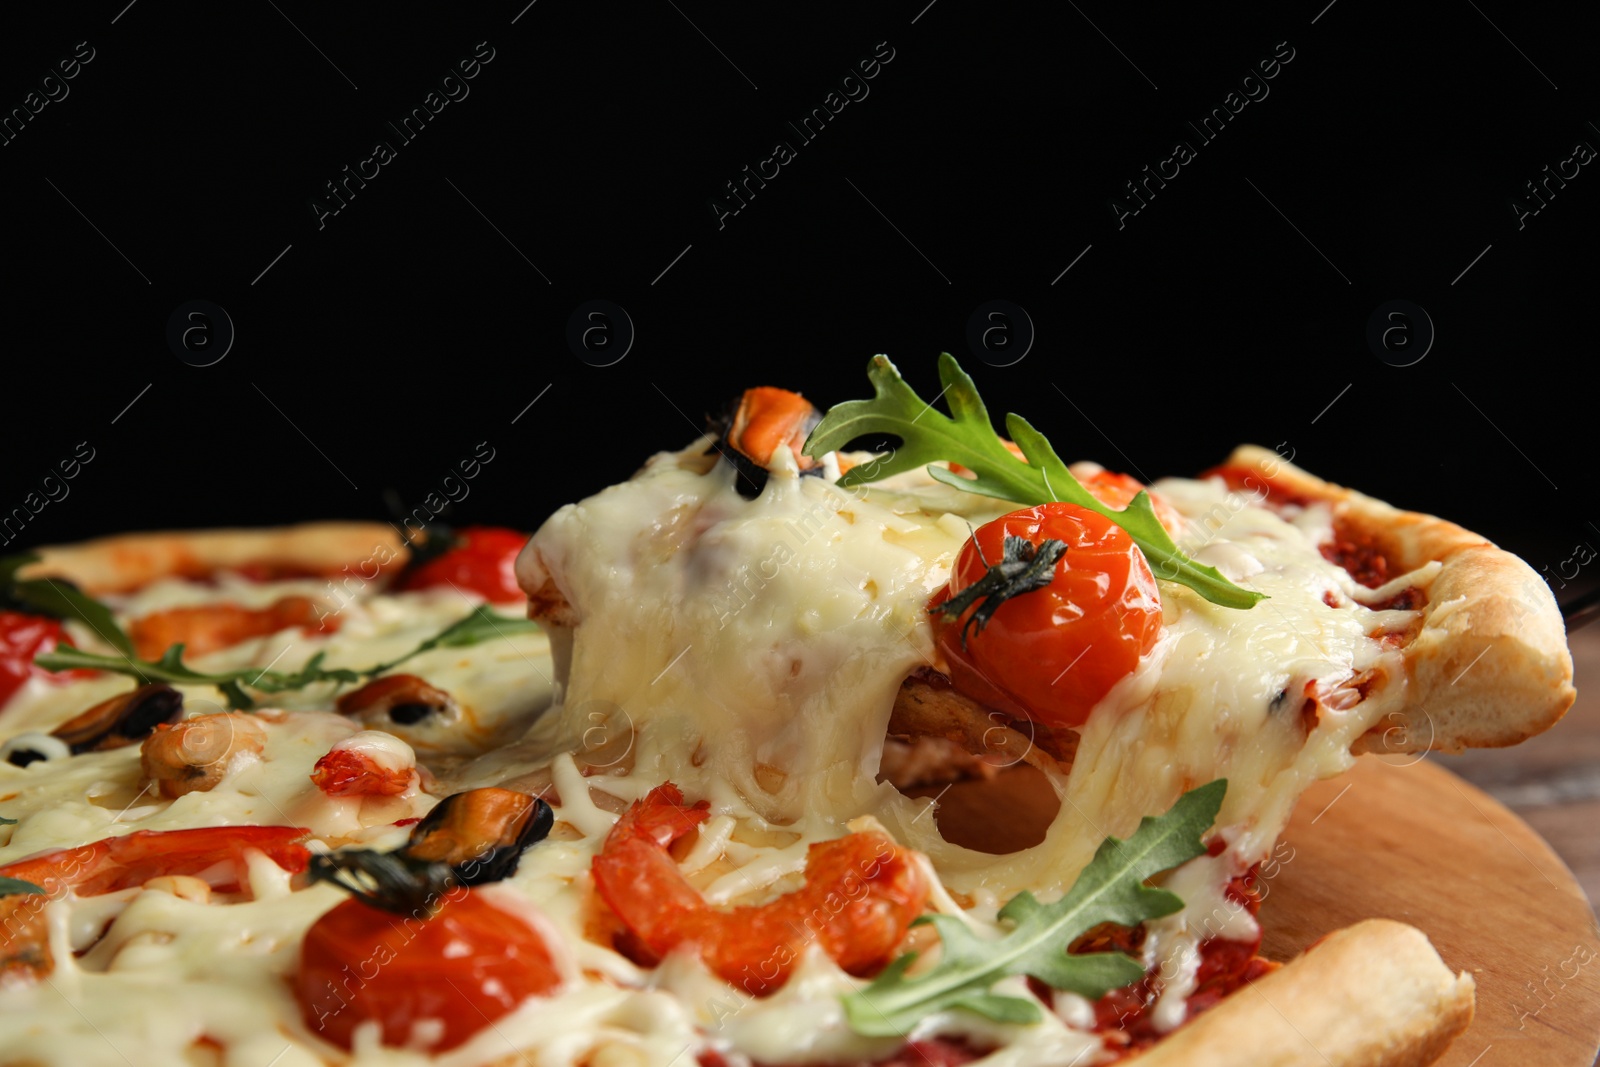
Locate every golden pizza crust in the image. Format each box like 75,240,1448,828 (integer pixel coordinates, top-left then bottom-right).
16,522,408,594
1133,919,1475,1067
1219,445,1575,754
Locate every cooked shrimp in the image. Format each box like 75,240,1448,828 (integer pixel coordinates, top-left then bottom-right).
139,712,266,798
591,784,929,995
311,731,417,797
128,595,336,660
0,825,310,981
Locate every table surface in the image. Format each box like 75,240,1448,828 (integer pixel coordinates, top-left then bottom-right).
1436,625,1600,920
1264,758,1600,1067
1433,621,1600,1066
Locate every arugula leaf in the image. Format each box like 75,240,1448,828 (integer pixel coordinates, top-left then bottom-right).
802,354,1263,610
34,606,538,711
11,577,135,655
843,779,1226,1036
0,816,17,825
0,875,44,897
367,605,539,676
0,553,36,590
0,552,135,654
33,643,353,710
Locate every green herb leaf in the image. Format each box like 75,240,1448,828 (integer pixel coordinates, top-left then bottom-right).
0,875,45,897
0,553,38,590
366,605,540,676
10,578,135,655
36,643,292,710
802,354,1264,610
842,779,1226,1036
34,606,537,711
249,651,360,692
0,552,135,655
0,816,17,825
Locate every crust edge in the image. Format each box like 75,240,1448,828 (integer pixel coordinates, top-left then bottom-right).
1219,445,1574,754
15,522,408,595
1131,919,1475,1067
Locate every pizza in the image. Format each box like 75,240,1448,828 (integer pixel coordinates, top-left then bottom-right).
0,354,1575,1067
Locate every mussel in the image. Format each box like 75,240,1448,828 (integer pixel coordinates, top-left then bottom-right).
405,787,553,886
708,387,824,499
306,786,553,914
335,674,459,727
4,684,183,767
51,684,184,754
0,894,53,980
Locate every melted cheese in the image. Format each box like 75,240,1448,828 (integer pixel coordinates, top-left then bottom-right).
0,440,1432,1066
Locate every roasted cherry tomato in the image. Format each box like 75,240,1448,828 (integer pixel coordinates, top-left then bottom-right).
296,891,560,1052
397,527,527,604
0,611,79,709
932,502,1161,730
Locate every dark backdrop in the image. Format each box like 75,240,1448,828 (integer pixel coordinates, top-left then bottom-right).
4,1,1597,608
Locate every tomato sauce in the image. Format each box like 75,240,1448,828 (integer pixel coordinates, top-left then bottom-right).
1083,864,1278,1059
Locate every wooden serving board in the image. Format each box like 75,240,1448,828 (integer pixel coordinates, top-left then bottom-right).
1265,756,1600,1067
917,756,1600,1065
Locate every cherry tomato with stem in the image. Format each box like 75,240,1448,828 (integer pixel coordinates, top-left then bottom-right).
932,502,1161,730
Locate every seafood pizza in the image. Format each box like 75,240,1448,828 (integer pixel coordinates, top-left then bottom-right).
0,356,1575,1066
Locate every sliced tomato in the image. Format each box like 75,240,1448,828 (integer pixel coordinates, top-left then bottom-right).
0,825,311,897
296,890,560,1052
397,527,527,604
0,611,84,709
932,502,1161,730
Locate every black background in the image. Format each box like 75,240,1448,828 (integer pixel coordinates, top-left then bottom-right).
3,1,1597,607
